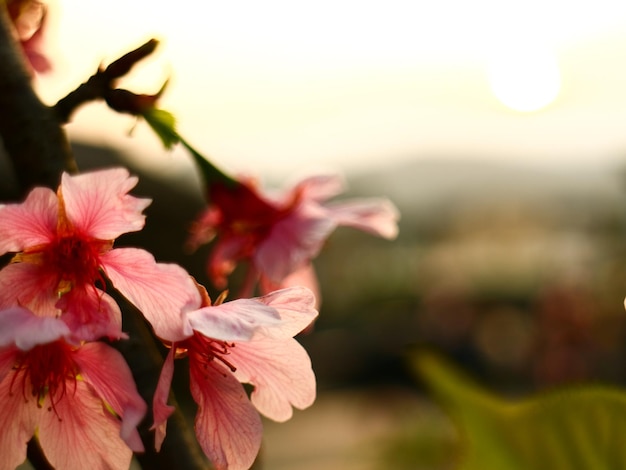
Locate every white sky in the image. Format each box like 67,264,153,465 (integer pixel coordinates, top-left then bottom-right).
34,1,626,179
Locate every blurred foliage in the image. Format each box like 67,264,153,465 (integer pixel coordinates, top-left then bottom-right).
411,352,626,470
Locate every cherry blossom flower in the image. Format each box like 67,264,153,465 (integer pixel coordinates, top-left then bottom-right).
6,0,51,73
188,173,400,297
0,168,200,341
152,285,318,470
0,306,146,470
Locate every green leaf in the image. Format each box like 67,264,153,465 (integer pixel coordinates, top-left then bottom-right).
141,108,236,188
142,108,180,150
413,352,626,470
179,138,237,188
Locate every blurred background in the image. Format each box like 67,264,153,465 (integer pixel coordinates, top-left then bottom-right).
18,0,626,468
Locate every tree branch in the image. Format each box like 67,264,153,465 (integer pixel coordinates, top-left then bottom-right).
0,3,76,193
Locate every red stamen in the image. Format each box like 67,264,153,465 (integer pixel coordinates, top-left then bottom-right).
186,332,238,375
10,342,78,417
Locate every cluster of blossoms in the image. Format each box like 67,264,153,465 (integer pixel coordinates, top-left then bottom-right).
0,166,398,470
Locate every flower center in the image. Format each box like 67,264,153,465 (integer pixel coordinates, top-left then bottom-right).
183,332,238,374
43,234,111,294
11,341,78,412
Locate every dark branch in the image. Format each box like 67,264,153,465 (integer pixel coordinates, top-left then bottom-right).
54,39,159,124
0,4,76,194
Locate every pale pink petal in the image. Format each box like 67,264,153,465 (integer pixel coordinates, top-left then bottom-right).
255,201,336,282
0,262,58,315
326,198,400,239
230,337,316,422
0,306,70,350
290,174,346,202
190,361,262,470
0,187,57,254
56,287,124,341
101,247,200,341
254,287,318,338
38,380,133,470
187,299,281,342
61,169,151,240
73,342,147,451
151,347,176,451
0,371,40,470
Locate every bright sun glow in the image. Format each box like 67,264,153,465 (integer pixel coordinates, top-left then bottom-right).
487,45,562,112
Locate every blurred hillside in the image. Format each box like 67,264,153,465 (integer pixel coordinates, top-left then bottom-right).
314,157,626,391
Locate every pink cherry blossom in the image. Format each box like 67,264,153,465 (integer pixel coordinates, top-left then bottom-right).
0,168,200,341
6,0,51,73
189,173,399,297
0,307,146,470
152,285,318,470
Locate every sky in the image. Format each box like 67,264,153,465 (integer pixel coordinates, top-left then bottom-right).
35,1,626,180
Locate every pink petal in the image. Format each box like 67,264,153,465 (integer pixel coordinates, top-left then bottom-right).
265,263,323,313
290,174,346,202
190,361,262,470
187,299,281,342
187,206,220,251
0,348,18,385
56,287,125,341
326,198,400,239
254,286,318,338
73,342,147,452
0,371,40,470
38,380,133,470
60,169,151,240
0,186,57,254
255,201,336,282
151,347,176,451
0,306,70,350
101,247,200,341
207,234,249,289
229,337,316,422
0,262,58,315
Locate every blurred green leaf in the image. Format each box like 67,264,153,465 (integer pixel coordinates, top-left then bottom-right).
140,108,236,187
413,352,626,470
142,108,180,149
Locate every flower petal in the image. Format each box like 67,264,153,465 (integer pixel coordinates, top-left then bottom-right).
229,337,316,422
187,298,281,342
56,287,125,341
38,380,133,470
326,198,400,239
61,169,151,240
0,262,59,315
0,306,70,350
0,348,17,385
207,234,249,289
254,286,318,338
101,247,200,341
0,186,57,254
255,201,336,282
290,174,346,202
73,342,147,452
151,347,176,451
190,361,262,470
0,370,40,470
